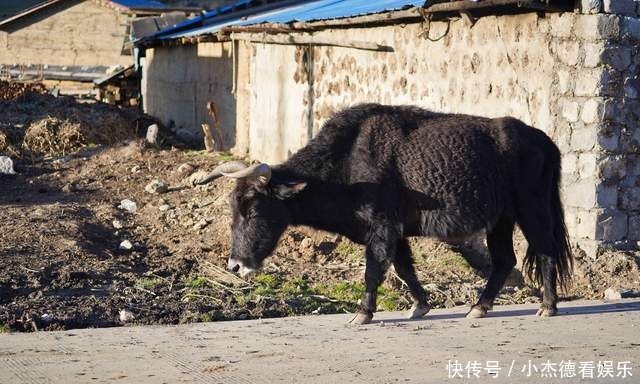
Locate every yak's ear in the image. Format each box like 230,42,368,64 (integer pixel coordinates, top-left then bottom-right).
271,181,307,200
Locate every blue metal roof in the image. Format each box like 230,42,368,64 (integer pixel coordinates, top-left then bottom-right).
111,0,167,8
153,0,424,40
149,0,255,39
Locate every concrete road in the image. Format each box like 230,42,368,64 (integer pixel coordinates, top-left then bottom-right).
1,299,639,384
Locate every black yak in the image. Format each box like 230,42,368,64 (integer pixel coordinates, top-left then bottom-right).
205,103,572,324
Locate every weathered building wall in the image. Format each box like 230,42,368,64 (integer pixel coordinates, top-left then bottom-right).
142,41,251,150
0,0,131,67
249,43,311,163
248,13,639,256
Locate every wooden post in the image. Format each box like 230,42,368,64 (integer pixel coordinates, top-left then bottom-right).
201,123,215,152
206,101,226,152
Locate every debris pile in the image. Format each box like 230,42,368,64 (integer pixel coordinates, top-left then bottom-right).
0,81,47,101
0,81,158,158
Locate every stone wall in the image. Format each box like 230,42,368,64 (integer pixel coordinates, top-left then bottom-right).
0,1,132,67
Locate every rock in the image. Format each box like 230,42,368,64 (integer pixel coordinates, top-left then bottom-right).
52,156,71,164
177,162,196,176
40,313,54,323
112,219,124,229
193,218,210,231
118,199,137,213
0,156,16,174
131,165,141,173
159,204,171,212
119,240,133,251
604,287,622,300
604,287,640,300
61,183,74,193
145,180,169,194
119,309,135,323
146,124,159,145
300,237,313,249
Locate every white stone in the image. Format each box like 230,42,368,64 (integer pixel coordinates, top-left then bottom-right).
628,215,640,240
599,155,627,180
549,14,575,37
596,184,618,207
562,99,580,122
576,238,601,259
597,130,619,151
571,126,597,151
555,40,580,66
193,218,210,231
146,124,159,145
624,78,640,99
579,0,603,13
603,0,637,15
621,188,640,210
112,219,124,229
119,240,133,250
159,204,171,212
557,69,573,95
561,153,578,174
119,309,135,323
118,199,137,213
622,17,640,39
602,46,632,70
0,156,16,174
574,15,621,40
604,287,623,300
576,209,598,238
596,210,628,241
564,179,597,208
581,99,602,124
145,180,169,194
578,153,598,176
583,42,605,67
575,70,603,96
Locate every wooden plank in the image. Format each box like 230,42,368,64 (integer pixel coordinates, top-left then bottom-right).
229,32,393,52
422,0,534,13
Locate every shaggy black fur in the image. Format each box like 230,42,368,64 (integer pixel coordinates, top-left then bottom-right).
229,103,572,319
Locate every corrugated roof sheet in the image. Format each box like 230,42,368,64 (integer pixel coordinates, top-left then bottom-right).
110,0,167,8
0,0,172,28
157,0,424,40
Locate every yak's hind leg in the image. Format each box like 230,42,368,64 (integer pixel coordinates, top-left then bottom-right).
394,239,430,319
466,218,516,319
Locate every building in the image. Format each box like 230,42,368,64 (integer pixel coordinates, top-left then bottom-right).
0,0,196,95
136,0,640,257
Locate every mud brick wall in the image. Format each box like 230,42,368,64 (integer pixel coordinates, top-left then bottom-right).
142,41,251,149
0,1,132,67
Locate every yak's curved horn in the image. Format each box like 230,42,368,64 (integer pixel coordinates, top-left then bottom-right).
221,163,271,184
214,160,248,174
192,161,248,185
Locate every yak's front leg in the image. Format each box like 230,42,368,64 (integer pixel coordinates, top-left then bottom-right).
349,232,394,325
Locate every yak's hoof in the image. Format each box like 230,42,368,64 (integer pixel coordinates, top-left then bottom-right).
348,312,373,325
406,304,431,319
536,305,557,317
466,306,488,319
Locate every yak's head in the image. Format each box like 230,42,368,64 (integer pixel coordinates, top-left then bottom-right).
210,161,306,277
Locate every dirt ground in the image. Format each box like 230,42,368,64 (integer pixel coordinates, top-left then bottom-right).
1,82,639,332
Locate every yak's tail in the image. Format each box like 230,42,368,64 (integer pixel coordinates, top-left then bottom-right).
521,142,573,290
